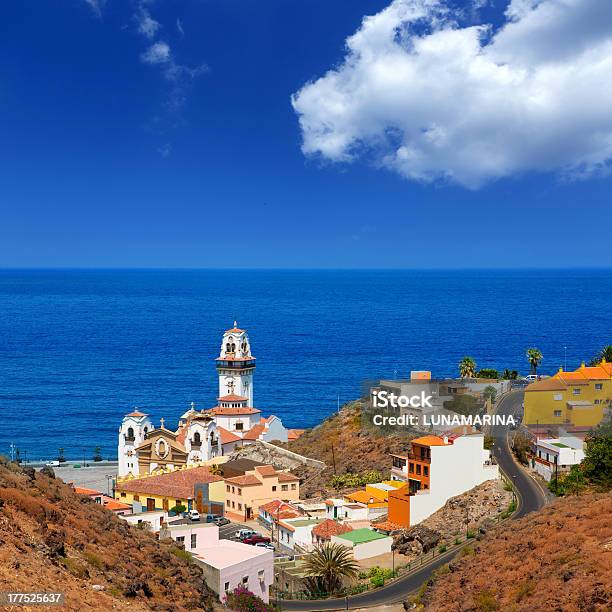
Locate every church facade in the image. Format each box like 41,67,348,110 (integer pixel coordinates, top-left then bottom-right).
118,323,289,477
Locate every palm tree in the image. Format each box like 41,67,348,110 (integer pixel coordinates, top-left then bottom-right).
589,345,612,366
302,542,359,595
526,348,543,375
208,463,222,476
458,357,477,379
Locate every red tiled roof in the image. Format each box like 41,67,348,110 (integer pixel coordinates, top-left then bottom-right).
102,497,132,512
259,499,301,517
242,423,266,441
218,393,248,402
225,474,261,486
372,520,405,533
288,429,306,441
74,486,102,496
218,426,242,444
126,410,147,418
116,466,223,499
312,519,353,539
277,471,300,482
254,465,277,476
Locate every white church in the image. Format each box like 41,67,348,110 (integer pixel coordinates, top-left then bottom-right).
118,323,289,477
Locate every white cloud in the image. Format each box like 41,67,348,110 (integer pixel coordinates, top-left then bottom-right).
136,6,161,39
292,0,612,187
141,41,171,65
83,0,106,18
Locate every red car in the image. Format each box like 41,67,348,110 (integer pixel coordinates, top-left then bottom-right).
242,535,271,546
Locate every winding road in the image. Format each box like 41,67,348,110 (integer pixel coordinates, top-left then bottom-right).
280,390,546,611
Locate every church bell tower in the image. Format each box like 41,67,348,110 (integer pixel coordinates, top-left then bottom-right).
216,322,256,406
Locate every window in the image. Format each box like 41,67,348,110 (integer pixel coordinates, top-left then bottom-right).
272,485,277,492
224,582,230,593
242,576,249,585
291,484,296,490
423,466,429,476
232,486,235,493
281,484,288,491
193,432,201,445
126,427,134,439
238,503,242,510
554,410,562,417
595,383,603,391
392,456,406,469
573,388,581,395
120,492,126,498
238,488,242,496
409,463,414,473
595,399,601,404
235,422,244,431
176,536,185,545
232,501,235,508
416,464,422,475
191,534,197,549
133,495,140,501
226,485,230,492
424,484,428,489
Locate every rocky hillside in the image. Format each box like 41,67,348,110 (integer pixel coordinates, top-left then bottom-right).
281,401,412,497
0,458,220,611
420,492,612,612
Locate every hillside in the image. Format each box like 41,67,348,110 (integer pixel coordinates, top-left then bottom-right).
0,458,220,611
281,401,412,497
420,492,612,612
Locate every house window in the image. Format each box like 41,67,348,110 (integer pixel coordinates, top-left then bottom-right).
595,383,603,391
554,410,562,417
232,486,235,493
423,466,429,476
191,534,197,549
281,485,288,491
272,486,277,492
176,536,185,545
226,485,230,492
235,422,244,431
232,501,235,508
572,388,581,395
242,576,249,585
409,463,414,473
224,582,230,593
416,464,421,475
120,492,126,498
238,503,242,510
133,495,140,501
424,484,428,489
238,488,242,496
291,484,296,490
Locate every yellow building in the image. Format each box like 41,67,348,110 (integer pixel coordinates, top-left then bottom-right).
524,360,612,427
115,465,226,513
344,480,406,512
223,464,300,521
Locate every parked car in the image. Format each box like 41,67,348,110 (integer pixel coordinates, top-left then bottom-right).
525,374,539,382
243,535,271,546
235,528,257,540
45,460,60,467
214,517,230,526
187,510,200,521
255,542,275,550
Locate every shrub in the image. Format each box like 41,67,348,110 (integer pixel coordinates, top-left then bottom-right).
170,547,192,562
169,504,186,515
475,589,498,611
466,531,476,539
438,544,447,553
368,566,394,587
329,470,383,489
224,586,277,611
83,550,105,570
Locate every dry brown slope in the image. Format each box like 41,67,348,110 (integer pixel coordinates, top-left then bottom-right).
0,458,220,611
422,492,612,612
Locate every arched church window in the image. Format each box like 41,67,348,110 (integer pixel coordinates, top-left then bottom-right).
144,427,148,434
226,342,231,352
231,343,236,352
127,427,134,439
194,432,201,444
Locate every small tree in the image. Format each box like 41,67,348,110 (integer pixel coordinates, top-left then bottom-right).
512,431,532,465
224,586,276,611
477,369,499,380
459,357,477,378
483,385,497,404
170,503,187,515
302,543,359,595
526,348,543,375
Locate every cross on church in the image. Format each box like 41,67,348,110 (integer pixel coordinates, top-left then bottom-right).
160,417,165,428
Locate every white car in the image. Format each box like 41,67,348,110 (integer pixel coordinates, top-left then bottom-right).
235,529,257,540
525,375,539,382
187,510,200,521
45,460,60,467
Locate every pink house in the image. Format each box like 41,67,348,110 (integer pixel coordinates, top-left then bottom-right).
159,517,219,556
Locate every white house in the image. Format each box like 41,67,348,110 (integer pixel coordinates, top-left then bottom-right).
159,517,220,556
533,436,585,482
390,433,498,526
119,510,167,533
193,540,274,604
331,528,393,560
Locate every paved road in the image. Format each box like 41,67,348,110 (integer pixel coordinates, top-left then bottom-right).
281,389,547,611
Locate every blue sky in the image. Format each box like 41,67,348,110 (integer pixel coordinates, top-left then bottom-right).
1,0,611,268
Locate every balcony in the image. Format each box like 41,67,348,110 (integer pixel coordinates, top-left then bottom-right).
190,441,202,450
124,436,135,443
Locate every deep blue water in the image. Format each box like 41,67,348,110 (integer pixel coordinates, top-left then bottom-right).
1,269,611,461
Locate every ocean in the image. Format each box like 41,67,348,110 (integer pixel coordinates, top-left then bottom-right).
1,269,610,461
